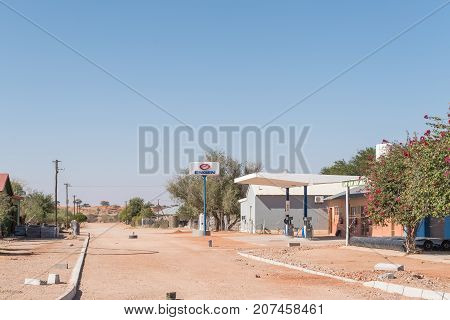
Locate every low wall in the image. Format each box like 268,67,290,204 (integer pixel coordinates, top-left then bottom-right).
349,236,405,252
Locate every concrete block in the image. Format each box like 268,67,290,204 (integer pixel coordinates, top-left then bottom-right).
47,274,61,285
24,278,43,286
378,273,396,280
374,263,404,271
192,230,211,236
386,283,405,295
54,263,68,270
166,292,176,300
288,242,301,247
421,290,444,300
373,281,389,291
363,281,376,288
403,286,423,299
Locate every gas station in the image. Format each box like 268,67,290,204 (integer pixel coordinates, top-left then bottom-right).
234,172,362,240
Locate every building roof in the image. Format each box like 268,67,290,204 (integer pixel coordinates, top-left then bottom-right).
159,205,180,216
0,173,13,196
235,172,362,188
324,186,367,201
248,182,348,197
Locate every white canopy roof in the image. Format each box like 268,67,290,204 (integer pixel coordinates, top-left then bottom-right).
248,182,347,196
234,173,361,188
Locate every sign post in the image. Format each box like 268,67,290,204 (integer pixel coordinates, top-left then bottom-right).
189,162,220,236
202,175,207,236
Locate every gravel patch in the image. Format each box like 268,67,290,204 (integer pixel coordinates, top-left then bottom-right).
247,247,450,293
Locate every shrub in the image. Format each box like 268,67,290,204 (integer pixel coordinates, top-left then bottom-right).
72,213,88,223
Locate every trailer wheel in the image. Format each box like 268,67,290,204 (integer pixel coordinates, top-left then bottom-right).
441,241,450,251
423,241,433,251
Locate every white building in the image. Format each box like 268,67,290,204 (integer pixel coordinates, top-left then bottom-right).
238,177,353,234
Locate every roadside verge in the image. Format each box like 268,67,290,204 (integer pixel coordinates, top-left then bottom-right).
238,251,449,300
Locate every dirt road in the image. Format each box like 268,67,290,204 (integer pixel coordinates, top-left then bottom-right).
78,223,404,300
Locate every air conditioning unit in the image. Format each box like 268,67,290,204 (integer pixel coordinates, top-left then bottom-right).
314,196,325,204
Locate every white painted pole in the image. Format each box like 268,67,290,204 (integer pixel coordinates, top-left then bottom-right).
345,185,350,246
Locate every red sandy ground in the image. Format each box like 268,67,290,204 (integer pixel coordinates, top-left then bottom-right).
77,223,408,300
0,236,84,300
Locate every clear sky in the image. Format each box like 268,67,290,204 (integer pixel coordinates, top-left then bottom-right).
0,0,449,205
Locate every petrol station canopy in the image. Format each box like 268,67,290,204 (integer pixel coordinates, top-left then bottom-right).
234,173,361,188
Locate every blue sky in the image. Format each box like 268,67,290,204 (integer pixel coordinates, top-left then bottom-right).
0,0,449,205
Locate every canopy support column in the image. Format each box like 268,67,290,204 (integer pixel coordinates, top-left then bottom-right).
345,185,350,246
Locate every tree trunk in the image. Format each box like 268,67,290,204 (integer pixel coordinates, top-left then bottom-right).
213,212,220,231
228,216,239,230
405,225,417,254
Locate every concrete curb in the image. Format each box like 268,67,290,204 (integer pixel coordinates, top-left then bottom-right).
238,251,450,300
57,233,90,300
363,281,448,300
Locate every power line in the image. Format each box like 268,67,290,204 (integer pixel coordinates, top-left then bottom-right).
69,185,165,188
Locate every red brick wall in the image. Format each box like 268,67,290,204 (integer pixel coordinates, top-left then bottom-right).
326,196,404,237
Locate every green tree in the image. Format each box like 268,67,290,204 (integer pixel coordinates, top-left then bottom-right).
119,207,130,223
119,197,150,223
128,197,145,217
100,201,110,207
0,192,14,236
139,206,154,219
321,147,375,176
176,204,199,221
11,180,26,196
367,114,450,253
22,191,54,224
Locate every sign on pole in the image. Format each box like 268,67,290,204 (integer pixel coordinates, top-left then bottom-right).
189,162,220,236
189,162,220,176
342,179,366,188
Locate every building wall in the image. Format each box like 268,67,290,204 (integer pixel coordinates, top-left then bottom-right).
254,195,329,234
371,223,404,237
240,187,257,233
326,196,403,238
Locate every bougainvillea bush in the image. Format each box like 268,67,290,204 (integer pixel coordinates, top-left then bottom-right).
367,113,450,253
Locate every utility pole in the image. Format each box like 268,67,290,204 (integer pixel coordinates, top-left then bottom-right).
124,201,128,224
64,183,70,228
73,195,77,215
53,160,61,229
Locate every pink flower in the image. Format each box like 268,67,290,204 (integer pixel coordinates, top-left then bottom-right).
444,171,450,178
420,136,426,142
403,151,410,158
445,156,450,164
424,130,431,136
441,132,446,138
375,189,381,194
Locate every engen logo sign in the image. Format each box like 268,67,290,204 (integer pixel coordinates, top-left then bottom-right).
189,162,220,175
